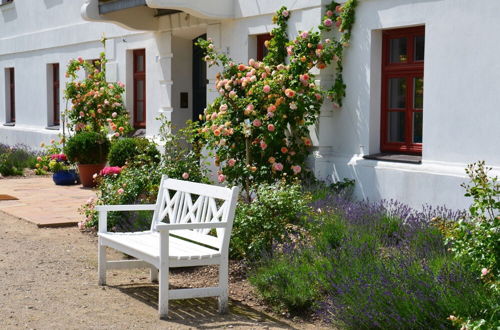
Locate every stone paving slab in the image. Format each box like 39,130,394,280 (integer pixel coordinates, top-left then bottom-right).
0,177,96,227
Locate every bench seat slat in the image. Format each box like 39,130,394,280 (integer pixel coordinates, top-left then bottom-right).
99,232,221,261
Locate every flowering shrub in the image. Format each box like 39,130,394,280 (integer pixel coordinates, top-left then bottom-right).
434,161,500,328
99,166,122,176
48,153,71,172
196,2,357,195
35,138,73,174
64,52,131,136
250,196,496,327
263,6,290,66
230,182,311,260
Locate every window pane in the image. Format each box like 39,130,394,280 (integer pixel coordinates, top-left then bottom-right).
388,111,405,143
413,77,424,109
390,37,408,63
415,35,425,61
413,112,423,143
136,80,144,100
136,101,144,122
137,55,144,72
389,78,406,109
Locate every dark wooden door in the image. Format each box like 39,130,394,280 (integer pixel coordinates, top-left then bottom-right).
9,68,15,123
53,64,60,126
133,49,146,128
192,34,207,122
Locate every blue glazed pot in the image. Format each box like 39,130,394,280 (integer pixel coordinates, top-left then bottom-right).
52,169,80,186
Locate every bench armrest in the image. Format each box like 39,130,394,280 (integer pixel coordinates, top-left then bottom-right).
95,204,156,212
156,222,229,231
96,204,156,233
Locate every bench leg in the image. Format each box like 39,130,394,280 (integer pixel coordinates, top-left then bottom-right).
158,262,169,318
150,267,159,283
218,259,229,314
98,239,106,286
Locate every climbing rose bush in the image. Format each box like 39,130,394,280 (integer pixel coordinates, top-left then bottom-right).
64,52,131,136
196,5,355,193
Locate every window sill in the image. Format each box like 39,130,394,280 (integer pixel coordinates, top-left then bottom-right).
363,153,422,164
45,125,60,130
3,122,15,127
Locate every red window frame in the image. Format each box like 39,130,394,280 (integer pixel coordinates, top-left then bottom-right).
381,26,424,154
257,34,272,61
8,67,15,123
133,49,146,129
52,63,60,126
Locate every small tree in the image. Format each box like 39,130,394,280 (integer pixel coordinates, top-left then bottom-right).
64,52,131,136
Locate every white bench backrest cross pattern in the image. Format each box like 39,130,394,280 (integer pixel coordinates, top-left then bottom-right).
96,175,239,318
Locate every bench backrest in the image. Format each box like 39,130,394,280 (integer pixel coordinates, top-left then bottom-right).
151,175,239,251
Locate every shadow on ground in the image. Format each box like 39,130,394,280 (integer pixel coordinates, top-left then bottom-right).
111,283,293,328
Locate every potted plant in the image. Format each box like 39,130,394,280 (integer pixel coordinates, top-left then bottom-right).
48,153,79,185
64,131,110,187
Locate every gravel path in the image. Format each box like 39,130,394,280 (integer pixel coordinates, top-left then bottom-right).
0,211,312,330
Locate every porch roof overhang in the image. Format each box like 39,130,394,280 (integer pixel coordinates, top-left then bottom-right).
81,0,233,31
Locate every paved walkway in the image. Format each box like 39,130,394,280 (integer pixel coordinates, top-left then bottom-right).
0,177,95,227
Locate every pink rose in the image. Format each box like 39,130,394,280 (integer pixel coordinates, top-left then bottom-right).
229,91,237,99
117,188,124,194
111,112,117,118
246,104,254,111
282,10,289,17
228,159,236,167
285,89,296,98
248,58,256,67
292,165,302,175
267,112,275,118
324,19,333,27
481,268,489,276
219,104,228,112
253,119,262,127
118,82,125,88
263,85,271,93
114,132,120,137
182,172,189,179
268,105,276,112
260,141,267,150
301,31,309,39
273,163,284,171
326,10,334,17
79,111,85,117
218,174,226,183
267,124,275,132
77,56,84,64
315,93,322,101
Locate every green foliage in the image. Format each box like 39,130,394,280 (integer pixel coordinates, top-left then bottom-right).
263,6,290,66
64,131,110,164
108,137,160,167
230,182,311,260
434,161,500,328
0,144,38,176
64,52,131,136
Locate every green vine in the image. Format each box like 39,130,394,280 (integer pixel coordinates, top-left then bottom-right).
319,0,358,107
263,6,291,66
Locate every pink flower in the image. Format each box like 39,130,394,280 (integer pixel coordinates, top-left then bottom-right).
114,132,120,137
111,112,117,118
238,64,246,71
211,112,218,120
77,222,85,230
79,111,85,117
228,159,236,167
282,10,289,17
326,10,334,17
248,58,256,67
118,82,125,88
268,105,277,112
117,188,124,194
267,112,275,118
36,156,42,162
301,31,309,39
286,46,294,55
219,104,228,112
336,18,342,28
253,119,262,127
263,85,271,93
246,104,254,111
77,56,84,64
100,166,122,176
273,163,284,171
229,91,237,99
218,174,226,183
267,124,275,132
481,268,489,276
182,172,189,179
285,89,296,98
324,19,333,27
315,93,322,101
289,102,298,110
260,141,267,150
292,165,302,175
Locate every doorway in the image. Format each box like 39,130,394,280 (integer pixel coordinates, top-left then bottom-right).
192,34,207,122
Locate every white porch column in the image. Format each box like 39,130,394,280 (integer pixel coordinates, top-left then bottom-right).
206,23,222,105
151,31,173,135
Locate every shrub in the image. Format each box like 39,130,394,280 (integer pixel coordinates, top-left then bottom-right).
64,131,110,164
0,144,38,176
250,195,496,328
108,137,160,167
230,182,311,261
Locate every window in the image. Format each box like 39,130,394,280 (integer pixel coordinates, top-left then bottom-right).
133,49,146,128
381,26,424,154
6,67,15,123
52,63,60,126
256,34,272,61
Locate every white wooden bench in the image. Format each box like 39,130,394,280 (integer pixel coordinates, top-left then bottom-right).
95,176,239,318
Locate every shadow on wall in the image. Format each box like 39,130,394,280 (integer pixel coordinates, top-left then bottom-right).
0,1,17,23
44,0,63,9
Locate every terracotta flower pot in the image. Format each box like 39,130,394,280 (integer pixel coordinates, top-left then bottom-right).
78,163,106,188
